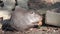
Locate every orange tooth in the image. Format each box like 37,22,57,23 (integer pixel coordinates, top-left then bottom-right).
38,21,42,26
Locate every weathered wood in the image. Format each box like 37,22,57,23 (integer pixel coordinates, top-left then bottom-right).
45,8,60,26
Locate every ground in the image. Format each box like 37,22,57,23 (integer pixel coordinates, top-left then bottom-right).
0,25,60,34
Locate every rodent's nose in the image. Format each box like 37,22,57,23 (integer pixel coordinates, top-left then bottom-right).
33,25,38,28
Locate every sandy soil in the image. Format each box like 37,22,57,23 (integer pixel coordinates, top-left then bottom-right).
0,26,60,34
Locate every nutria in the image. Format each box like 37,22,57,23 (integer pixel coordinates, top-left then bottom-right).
10,6,42,32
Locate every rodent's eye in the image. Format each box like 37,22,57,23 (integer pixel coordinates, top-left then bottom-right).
30,12,33,14
30,11,34,14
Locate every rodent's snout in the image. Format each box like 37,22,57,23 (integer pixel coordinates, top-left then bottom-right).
33,21,42,28
33,24,39,28
32,22,39,28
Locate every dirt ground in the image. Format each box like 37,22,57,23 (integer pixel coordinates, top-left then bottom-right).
0,26,60,34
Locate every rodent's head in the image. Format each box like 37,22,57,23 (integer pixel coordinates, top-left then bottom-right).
26,10,42,27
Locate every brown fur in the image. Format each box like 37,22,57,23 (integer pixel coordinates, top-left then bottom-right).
10,6,42,32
